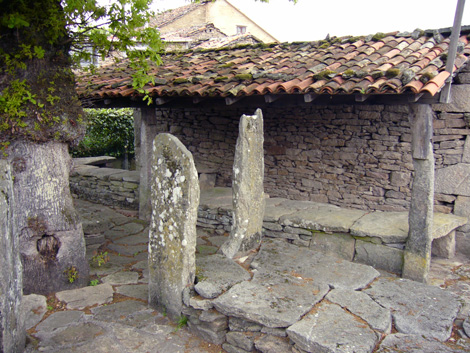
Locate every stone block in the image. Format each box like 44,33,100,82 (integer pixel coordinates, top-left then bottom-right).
435,163,470,196
226,331,259,351
309,232,355,261
432,230,456,258
454,195,470,232
354,240,404,274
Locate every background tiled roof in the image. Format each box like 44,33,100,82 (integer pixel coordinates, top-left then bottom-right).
77,29,470,102
149,2,205,29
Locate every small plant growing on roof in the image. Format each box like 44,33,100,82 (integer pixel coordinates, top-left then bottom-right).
64,266,78,284
313,70,337,81
371,32,386,42
341,69,355,79
385,68,400,78
419,71,437,84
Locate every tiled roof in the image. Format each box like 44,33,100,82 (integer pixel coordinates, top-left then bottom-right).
77,29,470,103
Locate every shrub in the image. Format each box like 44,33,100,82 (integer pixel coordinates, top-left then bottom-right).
70,108,134,158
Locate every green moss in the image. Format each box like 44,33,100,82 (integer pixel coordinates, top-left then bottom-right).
234,73,253,81
440,53,448,61
347,36,363,43
220,62,234,68
319,42,330,49
371,32,386,41
385,68,400,78
342,69,355,79
214,76,229,82
371,71,384,79
173,78,189,84
355,70,368,78
313,70,337,80
419,71,436,84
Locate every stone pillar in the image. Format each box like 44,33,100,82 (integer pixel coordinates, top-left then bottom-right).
148,133,199,320
0,160,25,353
133,108,142,172
138,107,158,220
221,108,265,259
403,104,434,283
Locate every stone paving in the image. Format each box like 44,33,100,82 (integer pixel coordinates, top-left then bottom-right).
22,198,470,353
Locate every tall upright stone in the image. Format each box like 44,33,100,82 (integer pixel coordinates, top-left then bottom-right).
0,160,25,353
148,133,199,320
221,109,265,259
403,104,434,283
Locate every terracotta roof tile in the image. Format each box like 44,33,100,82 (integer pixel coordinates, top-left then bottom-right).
77,30,470,101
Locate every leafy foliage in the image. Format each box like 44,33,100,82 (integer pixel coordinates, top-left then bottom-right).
71,109,134,158
0,0,162,147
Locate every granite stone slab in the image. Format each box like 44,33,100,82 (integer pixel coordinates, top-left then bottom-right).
376,333,468,353
287,302,379,353
195,254,251,299
55,284,114,310
365,277,461,341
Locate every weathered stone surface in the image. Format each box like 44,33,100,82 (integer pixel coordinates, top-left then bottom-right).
310,232,355,261
35,311,85,333
222,343,251,353
101,271,139,285
376,333,468,352
435,163,470,197
433,212,467,239
148,133,199,320
354,240,404,274
255,334,292,353
351,211,409,243
0,160,25,353
432,230,456,258
213,277,329,328
454,195,470,233
433,84,470,112
281,205,366,233
221,109,265,258
226,331,258,351
116,284,148,301
229,317,263,332
326,288,392,333
365,277,461,341
286,302,379,353
194,254,251,299
55,283,114,310
22,294,47,330
464,316,470,337
252,239,380,290
91,300,148,323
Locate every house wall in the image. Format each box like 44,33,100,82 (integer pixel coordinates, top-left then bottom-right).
159,0,278,43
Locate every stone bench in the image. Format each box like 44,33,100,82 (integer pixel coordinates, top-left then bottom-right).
197,188,468,274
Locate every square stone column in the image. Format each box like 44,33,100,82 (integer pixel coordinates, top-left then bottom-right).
403,104,434,283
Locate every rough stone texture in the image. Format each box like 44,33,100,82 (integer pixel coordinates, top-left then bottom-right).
148,133,199,320
22,294,47,330
0,160,25,353
116,284,148,301
221,109,265,258
351,212,409,243
326,288,392,333
194,254,251,299
35,311,85,333
286,302,379,353
354,240,404,274
310,232,356,261
455,195,470,232
252,239,380,291
404,138,434,283
435,163,470,197
280,205,366,233
90,300,148,323
365,277,461,341
55,284,114,310
432,230,456,258
433,84,470,112
464,316,470,337
226,331,259,351
376,333,468,353
255,334,292,353
100,271,139,285
214,278,329,328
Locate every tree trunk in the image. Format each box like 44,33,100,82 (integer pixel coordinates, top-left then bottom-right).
7,140,89,295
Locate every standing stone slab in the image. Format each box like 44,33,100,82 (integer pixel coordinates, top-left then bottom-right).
404,104,434,283
0,160,25,353
221,109,265,258
148,133,199,320
364,277,461,341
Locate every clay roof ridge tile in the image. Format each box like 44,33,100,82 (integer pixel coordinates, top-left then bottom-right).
421,71,450,96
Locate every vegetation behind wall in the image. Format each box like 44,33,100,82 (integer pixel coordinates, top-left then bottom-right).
71,108,134,159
